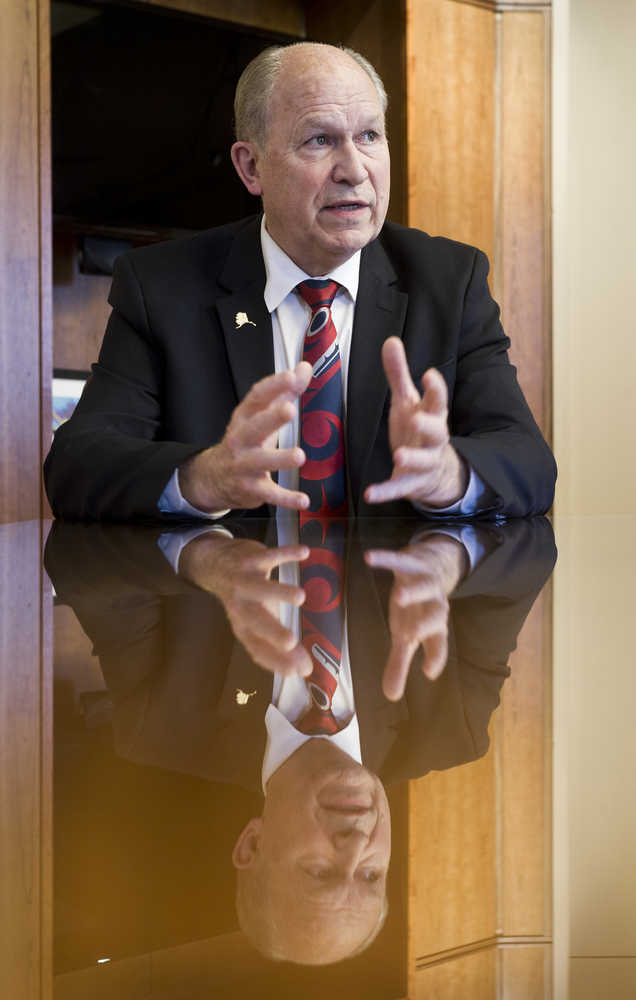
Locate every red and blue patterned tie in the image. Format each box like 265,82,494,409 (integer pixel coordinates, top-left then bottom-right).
295,280,347,735
297,280,347,517
297,517,346,736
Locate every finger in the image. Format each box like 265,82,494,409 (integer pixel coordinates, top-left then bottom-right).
365,471,435,504
241,363,312,414
256,480,310,511
236,446,306,474
238,622,313,676
237,399,298,446
365,549,434,575
394,439,445,470
254,545,310,574
422,631,448,680
382,337,420,404
420,368,448,416
382,639,416,702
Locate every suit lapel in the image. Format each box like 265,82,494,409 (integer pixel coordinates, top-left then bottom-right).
213,216,275,404
347,238,408,510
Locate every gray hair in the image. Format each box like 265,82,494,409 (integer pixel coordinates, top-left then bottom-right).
234,42,388,148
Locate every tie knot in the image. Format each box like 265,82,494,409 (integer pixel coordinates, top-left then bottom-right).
296,279,340,311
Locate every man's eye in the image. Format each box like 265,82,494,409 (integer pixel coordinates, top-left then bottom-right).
361,869,381,883
308,135,328,146
360,130,379,143
306,867,333,881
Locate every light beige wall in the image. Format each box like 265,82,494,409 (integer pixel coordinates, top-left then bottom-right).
553,0,636,515
553,5,636,996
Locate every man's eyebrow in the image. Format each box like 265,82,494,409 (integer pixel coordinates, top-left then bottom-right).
299,114,383,133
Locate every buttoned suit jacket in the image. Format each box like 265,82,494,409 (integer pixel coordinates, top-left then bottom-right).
44,215,556,520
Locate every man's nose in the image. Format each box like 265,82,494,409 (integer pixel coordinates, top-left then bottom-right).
332,140,367,186
331,816,372,853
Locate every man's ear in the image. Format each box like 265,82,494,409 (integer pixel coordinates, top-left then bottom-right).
231,141,263,197
232,817,263,869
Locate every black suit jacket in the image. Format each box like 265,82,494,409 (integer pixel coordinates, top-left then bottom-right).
44,216,556,519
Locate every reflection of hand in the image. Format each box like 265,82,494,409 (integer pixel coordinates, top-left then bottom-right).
364,338,468,508
365,534,467,701
179,363,312,513
179,534,312,677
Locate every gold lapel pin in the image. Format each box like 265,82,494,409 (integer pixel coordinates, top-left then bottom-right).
235,688,257,705
235,312,256,329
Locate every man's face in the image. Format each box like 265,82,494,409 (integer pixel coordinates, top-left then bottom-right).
232,47,391,276
234,740,390,962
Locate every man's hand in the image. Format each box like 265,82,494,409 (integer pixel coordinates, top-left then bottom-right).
364,338,468,508
179,534,312,677
179,363,313,513
365,534,467,701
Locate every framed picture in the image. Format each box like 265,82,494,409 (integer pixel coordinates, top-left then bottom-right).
52,369,91,432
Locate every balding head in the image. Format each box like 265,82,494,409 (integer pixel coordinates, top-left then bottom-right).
234,42,387,149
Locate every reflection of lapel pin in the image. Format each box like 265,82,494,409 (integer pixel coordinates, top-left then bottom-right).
235,312,256,329
235,688,257,705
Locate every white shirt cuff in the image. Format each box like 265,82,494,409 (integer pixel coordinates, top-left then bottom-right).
157,468,230,520
157,523,234,574
414,465,493,516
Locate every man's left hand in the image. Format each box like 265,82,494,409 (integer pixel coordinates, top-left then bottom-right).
364,337,468,508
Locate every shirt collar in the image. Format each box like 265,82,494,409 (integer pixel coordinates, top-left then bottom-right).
260,215,360,314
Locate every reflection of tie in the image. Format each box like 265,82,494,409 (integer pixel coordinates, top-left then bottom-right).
296,280,347,517
297,518,346,735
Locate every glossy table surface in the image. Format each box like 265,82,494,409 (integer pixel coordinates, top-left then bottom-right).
1,515,635,999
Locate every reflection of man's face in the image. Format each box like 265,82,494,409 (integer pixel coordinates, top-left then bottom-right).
233,740,391,963
233,45,391,277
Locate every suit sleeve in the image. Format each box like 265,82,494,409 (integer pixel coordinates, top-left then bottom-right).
447,249,556,517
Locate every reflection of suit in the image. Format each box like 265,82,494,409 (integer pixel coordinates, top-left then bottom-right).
44,216,556,520
45,517,556,792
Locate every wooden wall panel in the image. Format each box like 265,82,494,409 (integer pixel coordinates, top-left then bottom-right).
135,0,305,37
406,0,496,264
499,943,551,999
53,236,111,372
415,947,496,999
0,521,52,1000
497,587,552,937
0,0,51,523
497,9,551,437
409,750,497,959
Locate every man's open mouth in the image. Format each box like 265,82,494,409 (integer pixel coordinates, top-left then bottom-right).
323,202,367,211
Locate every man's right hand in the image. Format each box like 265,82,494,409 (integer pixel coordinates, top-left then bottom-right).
179,362,313,513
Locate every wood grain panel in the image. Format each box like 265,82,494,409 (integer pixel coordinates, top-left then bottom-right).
409,749,497,959
415,946,496,999
53,236,112,372
497,586,552,936
406,0,495,263
498,9,551,437
499,942,551,998
134,0,305,37
0,521,52,1000
0,0,49,523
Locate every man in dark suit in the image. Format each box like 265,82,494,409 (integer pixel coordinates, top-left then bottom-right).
44,43,556,520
